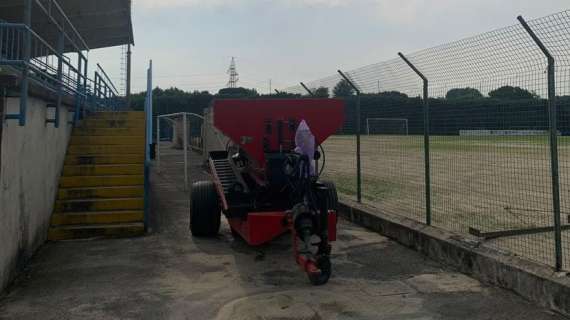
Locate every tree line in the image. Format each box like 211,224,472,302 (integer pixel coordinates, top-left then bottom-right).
134,81,570,136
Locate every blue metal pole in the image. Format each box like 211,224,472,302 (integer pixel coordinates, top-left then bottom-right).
146,60,153,162
144,59,153,233
19,0,33,126
74,51,82,126
53,31,64,128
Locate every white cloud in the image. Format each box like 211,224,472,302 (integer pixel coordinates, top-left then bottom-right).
135,0,355,10
133,0,449,26
135,0,241,10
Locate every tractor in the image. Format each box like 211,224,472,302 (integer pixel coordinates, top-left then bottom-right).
190,98,344,285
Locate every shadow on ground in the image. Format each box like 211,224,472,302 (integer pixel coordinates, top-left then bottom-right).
0,148,566,320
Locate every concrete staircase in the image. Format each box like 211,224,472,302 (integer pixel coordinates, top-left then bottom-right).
48,112,146,240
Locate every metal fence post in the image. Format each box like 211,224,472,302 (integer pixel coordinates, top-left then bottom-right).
183,113,189,191
143,60,153,233
398,52,432,226
74,52,83,126
518,15,563,271
157,116,161,170
126,44,132,108
337,70,362,203
54,31,64,128
145,60,153,163
300,82,314,96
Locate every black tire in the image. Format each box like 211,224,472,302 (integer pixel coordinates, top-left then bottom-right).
321,181,338,212
308,256,332,286
190,181,221,237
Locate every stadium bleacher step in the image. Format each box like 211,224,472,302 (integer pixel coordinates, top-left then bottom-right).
70,135,145,146
58,186,144,200
59,175,144,188
62,164,144,176
54,198,144,213
73,127,145,136
64,154,144,165
51,211,144,225
80,119,145,129
88,112,145,120
67,144,145,155
48,111,146,241
47,223,145,241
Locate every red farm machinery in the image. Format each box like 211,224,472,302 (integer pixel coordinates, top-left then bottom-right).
190,99,344,285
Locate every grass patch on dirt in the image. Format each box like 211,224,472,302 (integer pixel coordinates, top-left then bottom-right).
325,174,401,202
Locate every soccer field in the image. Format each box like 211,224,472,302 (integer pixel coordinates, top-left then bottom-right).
321,134,570,266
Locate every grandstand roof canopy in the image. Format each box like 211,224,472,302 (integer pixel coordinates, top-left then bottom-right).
0,0,134,52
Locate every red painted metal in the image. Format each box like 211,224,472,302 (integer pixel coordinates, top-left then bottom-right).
228,212,289,246
229,211,337,246
213,99,345,167
328,211,337,241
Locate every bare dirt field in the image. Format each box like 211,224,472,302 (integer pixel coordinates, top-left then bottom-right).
322,134,570,269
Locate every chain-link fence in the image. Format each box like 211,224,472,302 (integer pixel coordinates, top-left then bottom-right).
283,10,570,271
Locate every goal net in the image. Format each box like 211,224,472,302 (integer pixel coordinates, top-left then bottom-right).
366,118,409,135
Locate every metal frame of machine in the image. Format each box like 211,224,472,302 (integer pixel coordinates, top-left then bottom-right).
190,98,344,285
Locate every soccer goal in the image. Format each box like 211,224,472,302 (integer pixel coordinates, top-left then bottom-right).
366,118,409,135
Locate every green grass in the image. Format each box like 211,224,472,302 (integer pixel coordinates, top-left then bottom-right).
328,135,570,154
326,174,401,202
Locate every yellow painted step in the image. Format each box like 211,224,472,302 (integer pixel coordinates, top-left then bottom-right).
59,175,144,188
89,112,145,120
47,222,145,241
54,197,144,213
51,211,144,225
65,154,144,165
70,135,145,146
73,127,144,136
63,164,144,176
58,186,144,200
81,119,145,129
67,145,144,155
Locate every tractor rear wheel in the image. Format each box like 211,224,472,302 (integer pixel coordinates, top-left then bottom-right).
321,181,338,212
190,180,221,237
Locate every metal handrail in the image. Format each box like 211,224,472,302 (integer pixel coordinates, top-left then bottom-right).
0,22,123,117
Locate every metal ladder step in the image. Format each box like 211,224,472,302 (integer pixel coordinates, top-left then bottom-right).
213,158,238,193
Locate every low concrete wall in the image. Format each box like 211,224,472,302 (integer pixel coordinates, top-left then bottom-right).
338,198,570,317
0,96,72,291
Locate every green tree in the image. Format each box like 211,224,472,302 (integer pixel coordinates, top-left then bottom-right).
313,87,329,98
333,79,355,97
489,86,536,100
446,87,483,100
266,92,302,98
217,87,259,97
378,91,409,99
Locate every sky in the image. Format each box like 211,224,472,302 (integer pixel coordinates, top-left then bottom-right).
89,0,569,95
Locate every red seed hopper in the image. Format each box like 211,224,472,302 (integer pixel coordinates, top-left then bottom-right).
190,98,344,285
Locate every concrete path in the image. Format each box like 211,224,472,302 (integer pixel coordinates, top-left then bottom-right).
0,147,566,320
